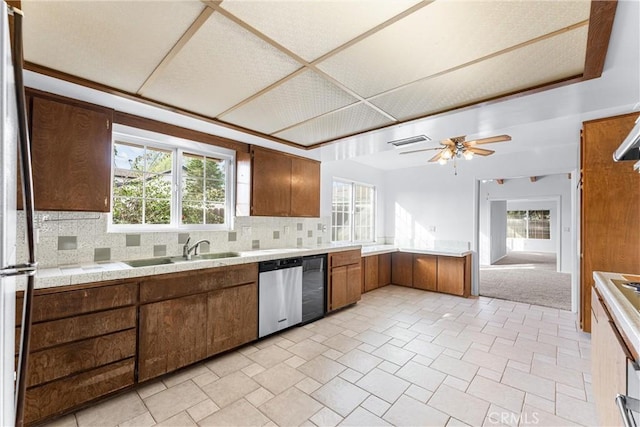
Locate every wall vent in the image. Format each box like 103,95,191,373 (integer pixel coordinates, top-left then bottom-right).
388,135,431,147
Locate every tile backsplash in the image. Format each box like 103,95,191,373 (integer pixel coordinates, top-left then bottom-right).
17,212,330,268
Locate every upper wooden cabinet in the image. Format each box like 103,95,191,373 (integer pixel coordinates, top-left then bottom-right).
249,146,320,217
27,89,114,212
580,112,640,332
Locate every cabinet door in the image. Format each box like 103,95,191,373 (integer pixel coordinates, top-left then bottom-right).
414,255,437,291
437,256,467,296
391,252,413,287
138,294,207,382
346,263,362,305
207,283,258,356
378,253,391,287
30,94,113,212
251,147,291,216
329,265,348,311
363,256,379,293
290,156,320,217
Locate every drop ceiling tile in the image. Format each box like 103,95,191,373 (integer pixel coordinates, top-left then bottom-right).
317,0,591,97
142,12,303,118
369,26,588,121
219,0,421,62
274,103,394,146
220,70,359,134
22,1,205,93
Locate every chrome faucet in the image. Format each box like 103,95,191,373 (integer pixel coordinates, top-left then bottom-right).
182,237,211,260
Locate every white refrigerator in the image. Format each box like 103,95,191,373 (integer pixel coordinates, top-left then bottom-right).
0,4,37,427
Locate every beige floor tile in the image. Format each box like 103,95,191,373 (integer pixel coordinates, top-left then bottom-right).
531,359,584,389
411,354,435,367
538,333,580,352
247,345,294,368
186,399,219,422
557,352,591,374
136,380,167,400
311,333,329,343
341,329,358,338
253,362,306,395
259,387,323,426
428,384,490,426
433,333,473,353
462,348,508,373
245,387,274,407
118,411,154,427
201,371,260,408
310,407,344,427
339,368,364,383
354,330,392,347
143,380,208,423
43,414,77,427
377,360,401,374
241,362,266,377
403,337,446,359
519,404,580,426
205,352,253,377
514,336,557,357
275,337,295,349
501,367,555,400
154,411,197,427
356,368,410,403
77,391,147,427
323,348,345,360
338,407,392,426
372,343,415,366
506,359,530,373
298,355,347,383
360,395,391,417
357,343,377,353
523,392,555,413
288,338,330,360
484,404,519,427
199,399,270,426
337,348,383,374
555,392,598,426
477,366,503,382
443,375,469,392
162,364,211,388
404,384,433,403
296,377,323,394
383,395,449,427
395,360,446,392
430,354,479,382
280,326,315,343
312,377,369,416
285,354,308,368
307,320,346,338
467,375,524,412
238,344,259,356
490,341,533,365
446,417,471,427
382,325,419,342
192,371,220,388
323,334,363,353
557,383,586,401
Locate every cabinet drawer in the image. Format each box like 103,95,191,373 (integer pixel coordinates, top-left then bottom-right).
24,358,135,425
331,250,361,268
140,263,258,303
27,329,136,387
16,282,138,325
24,306,136,352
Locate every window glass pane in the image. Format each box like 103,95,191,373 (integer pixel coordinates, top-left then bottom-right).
182,201,204,225
528,210,550,239
112,171,143,198
205,203,225,225
145,199,171,225
331,181,374,243
507,210,527,238
180,153,226,226
112,197,142,224
183,154,204,178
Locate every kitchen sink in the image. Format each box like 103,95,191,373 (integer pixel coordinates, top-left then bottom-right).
124,252,241,267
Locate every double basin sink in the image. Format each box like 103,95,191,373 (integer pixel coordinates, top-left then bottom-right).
125,252,240,268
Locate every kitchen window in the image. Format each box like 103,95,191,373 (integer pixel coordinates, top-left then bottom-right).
331,179,375,243
110,125,234,231
507,209,551,239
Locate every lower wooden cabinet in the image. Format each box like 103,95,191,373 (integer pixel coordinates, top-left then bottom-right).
391,252,413,287
591,288,629,426
207,283,258,355
413,255,437,291
437,254,471,297
390,251,471,297
328,250,362,311
362,253,392,293
379,254,391,287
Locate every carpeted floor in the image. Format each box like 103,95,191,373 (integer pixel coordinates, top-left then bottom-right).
480,251,572,311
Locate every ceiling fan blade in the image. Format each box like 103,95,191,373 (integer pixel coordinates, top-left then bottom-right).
399,147,441,155
467,147,495,156
465,134,511,146
440,138,456,146
428,150,444,162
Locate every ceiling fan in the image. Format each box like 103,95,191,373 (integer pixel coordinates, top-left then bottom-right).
400,134,512,165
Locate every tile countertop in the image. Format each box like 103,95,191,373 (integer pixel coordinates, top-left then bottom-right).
360,244,472,257
31,243,362,290
593,271,640,363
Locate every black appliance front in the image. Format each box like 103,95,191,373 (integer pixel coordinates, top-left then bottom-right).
302,254,327,324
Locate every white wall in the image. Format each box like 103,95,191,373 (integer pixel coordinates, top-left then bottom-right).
489,200,507,263
320,159,386,242
506,199,557,254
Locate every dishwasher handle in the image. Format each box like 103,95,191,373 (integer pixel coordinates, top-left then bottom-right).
616,394,639,427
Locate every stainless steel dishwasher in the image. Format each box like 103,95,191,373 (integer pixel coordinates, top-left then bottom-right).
258,257,303,338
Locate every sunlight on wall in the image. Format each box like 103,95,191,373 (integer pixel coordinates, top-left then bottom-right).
394,202,413,246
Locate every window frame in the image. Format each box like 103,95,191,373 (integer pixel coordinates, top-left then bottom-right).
331,178,376,244
109,125,235,233
506,209,551,240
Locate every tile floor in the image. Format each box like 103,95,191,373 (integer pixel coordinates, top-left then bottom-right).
44,285,596,427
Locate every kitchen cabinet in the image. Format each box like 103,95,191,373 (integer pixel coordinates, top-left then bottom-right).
15,281,137,425
362,255,379,293
580,112,640,332
413,255,437,291
23,89,113,212
591,288,630,426
250,146,320,217
328,249,361,311
437,254,471,297
391,252,413,287
378,253,391,287
138,263,258,381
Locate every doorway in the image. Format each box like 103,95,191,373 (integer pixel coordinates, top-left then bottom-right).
476,175,573,311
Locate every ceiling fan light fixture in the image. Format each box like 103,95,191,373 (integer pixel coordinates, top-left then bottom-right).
438,158,448,165
441,148,453,160
463,150,474,160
